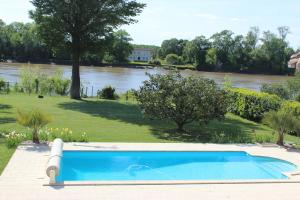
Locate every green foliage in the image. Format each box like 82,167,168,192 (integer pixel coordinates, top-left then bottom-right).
51,70,71,96
97,86,119,100
263,110,300,145
260,83,289,99
227,88,282,121
0,78,6,92
155,26,293,74
223,75,233,90
286,73,300,100
165,54,182,65
135,72,228,131
30,0,145,98
39,128,88,143
17,109,51,143
148,59,162,66
104,30,133,63
281,101,300,117
159,38,188,58
205,48,217,66
19,67,70,96
1,131,29,148
182,36,211,68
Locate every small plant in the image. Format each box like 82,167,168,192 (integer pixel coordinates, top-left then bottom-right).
263,110,300,146
17,109,52,144
97,86,119,100
0,78,6,92
223,75,233,90
40,127,89,142
1,131,28,148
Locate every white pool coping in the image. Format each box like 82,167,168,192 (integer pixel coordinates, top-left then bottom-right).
2,142,300,200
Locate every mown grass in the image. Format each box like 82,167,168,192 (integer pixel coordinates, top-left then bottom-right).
1,93,300,174
0,137,15,175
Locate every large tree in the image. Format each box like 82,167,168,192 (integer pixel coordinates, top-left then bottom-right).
30,0,145,99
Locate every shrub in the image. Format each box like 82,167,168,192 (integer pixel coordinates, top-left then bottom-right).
97,86,119,100
20,67,38,94
263,110,300,146
135,72,228,131
1,131,28,148
148,59,161,66
20,67,71,96
286,72,300,100
260,83,289,99
51,69,71,95
165,54,182,65
227,88,282,121
40,127,88,142
281,101,300,117
17,109,52,144
0,78,6,92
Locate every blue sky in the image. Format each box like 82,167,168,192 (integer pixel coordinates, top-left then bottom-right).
1,0,299,48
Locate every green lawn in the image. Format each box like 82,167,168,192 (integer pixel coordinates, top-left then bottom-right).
0,138,15,175
1,93,300,174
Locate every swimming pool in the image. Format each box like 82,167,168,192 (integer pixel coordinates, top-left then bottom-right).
56,151,297,182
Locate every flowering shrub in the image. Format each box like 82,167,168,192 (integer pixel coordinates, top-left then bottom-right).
1,131,29,148
2,128,88,148
40,127,88,142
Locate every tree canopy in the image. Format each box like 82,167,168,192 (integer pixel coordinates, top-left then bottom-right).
135,72,228,131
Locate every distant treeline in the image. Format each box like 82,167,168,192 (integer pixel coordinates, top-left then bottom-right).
0,20,134,65
153,27,299,74
0,19,298,74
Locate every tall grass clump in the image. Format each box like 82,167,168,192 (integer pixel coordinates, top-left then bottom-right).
17,109,52,144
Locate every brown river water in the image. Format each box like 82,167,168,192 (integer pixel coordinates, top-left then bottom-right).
0,63,290,95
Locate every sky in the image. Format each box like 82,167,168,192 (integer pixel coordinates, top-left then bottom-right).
0,0,299,48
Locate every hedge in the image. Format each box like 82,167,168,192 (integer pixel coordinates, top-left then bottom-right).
281,101,300,117
227,88,282,121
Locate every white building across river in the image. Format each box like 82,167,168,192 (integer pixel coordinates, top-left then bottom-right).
128,48,153,62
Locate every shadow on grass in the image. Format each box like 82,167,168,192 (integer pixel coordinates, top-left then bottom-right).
58,100,268,143
58,100,160,127
0,104,15,124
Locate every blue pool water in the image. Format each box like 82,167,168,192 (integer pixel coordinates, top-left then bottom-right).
56,151,297,182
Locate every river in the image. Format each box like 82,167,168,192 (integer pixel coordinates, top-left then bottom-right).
0,63,289,95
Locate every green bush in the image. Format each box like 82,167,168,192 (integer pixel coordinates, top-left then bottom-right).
263,110,300,146
165,54,182,65
281,101,300,117
20,67,70,96
97,86,119,100
1,131,29,148
227,88,282,121
260,83,289,99
39,127,88,143
135,72,228,131
0,78,6,92
148,59,161,66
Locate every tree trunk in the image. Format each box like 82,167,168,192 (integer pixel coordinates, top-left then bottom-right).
176,122,185,132
276,132,284,146
32,128,40,144
70,36,81,99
